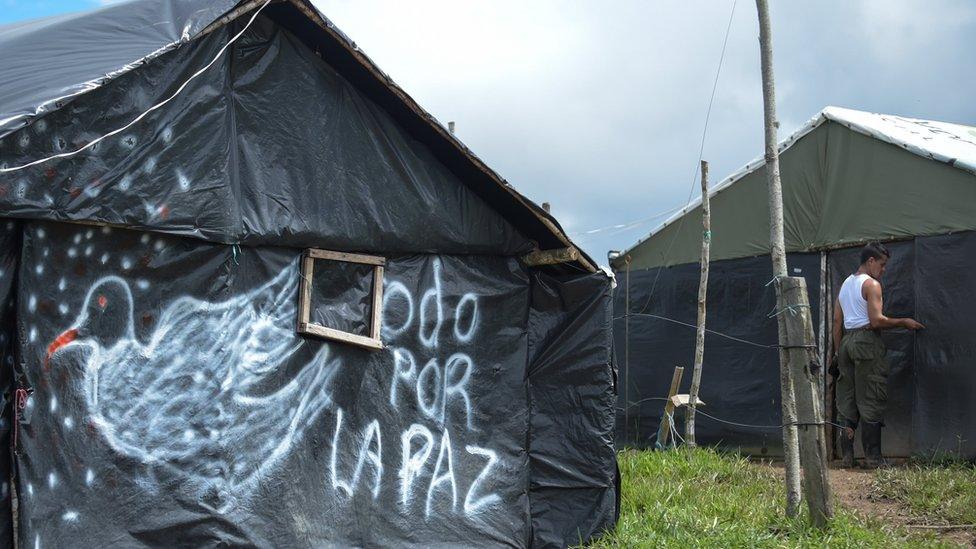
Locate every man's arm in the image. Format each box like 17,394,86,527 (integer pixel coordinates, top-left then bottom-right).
863,278,925,330
832,297,844,358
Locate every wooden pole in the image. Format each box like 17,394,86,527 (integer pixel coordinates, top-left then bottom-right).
655,366,684,449
756,0,832,526
756,0,802,520
624,256,631,441
778,277,834,527
685,160,710,447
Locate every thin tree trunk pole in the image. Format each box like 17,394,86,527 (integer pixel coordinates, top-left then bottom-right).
685,160,710,447
755,0,802,519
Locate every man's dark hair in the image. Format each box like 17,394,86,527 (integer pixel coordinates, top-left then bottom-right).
860,242,890,264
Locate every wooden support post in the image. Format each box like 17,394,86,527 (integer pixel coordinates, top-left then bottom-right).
757,0,832,527
655,366,684,449
521,246,580,267
624,256,631,441
685,160,711,447
756,0,802,519
777,277,834,526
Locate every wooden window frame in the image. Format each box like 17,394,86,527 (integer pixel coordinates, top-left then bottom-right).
297,248,385,350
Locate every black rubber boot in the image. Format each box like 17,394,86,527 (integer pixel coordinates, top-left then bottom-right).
838,424,855,468
861,421,885,469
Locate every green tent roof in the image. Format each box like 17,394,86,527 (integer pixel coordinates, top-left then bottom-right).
615,106,976,270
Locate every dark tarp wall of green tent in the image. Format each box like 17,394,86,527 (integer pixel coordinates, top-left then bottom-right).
614,253,822,455
616,234,976,459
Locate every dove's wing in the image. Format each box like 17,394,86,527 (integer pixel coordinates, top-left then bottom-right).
143,259,301,375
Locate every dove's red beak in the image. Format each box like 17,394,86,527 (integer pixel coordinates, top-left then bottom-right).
45,328,78,369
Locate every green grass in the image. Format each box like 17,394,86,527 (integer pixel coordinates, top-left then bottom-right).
874,457,976,527
586,448,951,548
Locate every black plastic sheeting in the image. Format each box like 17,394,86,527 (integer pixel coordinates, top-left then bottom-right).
309,259,374,336
0,0,237,138
0,14,530,256
527,272,616,547
913,233,976,457
5,220,614,547
830,234,976,458
613,253,822,455
0,221,17,548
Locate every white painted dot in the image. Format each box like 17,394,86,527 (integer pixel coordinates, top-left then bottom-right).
154,240,164,251
26,483,33,497
34,264,43,275
47,472,57,489
58,278,66,291
183,429,195,441
121,257,132,270
28,295,36,312
136,280,150,290
42,248,49,258
34,120,47,133
72,233,81,245
36,228,45,239
144,156,157,174
100,253,109,265
119,175,132,191
58,303,68,315
63,417,73,429
50,395,57,413
175,169,190,191
85,469,94,487
67,247,77,258
84,245,93,257
192,371,205,384
28,327,37,343
85,229,94,240
140,234,150,244
162,126,173,143
100,226,111,235
62,510,78,522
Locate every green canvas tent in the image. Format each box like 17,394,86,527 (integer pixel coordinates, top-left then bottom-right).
612,107,976,461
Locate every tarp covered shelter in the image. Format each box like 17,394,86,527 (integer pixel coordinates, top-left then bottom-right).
612,106,976,460
0,1,618,546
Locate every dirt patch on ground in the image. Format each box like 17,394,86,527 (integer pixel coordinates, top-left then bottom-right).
766,463,975,547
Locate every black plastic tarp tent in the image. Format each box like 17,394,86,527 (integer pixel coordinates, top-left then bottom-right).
612,107,976,461
0,1,617,546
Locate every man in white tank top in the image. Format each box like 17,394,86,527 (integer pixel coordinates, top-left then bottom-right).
831,242,924,468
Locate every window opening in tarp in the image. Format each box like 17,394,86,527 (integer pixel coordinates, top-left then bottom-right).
297,248,384,349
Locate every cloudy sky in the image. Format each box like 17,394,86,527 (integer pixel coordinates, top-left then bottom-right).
3,1,975,262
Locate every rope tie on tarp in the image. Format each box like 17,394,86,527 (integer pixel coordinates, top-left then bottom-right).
13,387,31,454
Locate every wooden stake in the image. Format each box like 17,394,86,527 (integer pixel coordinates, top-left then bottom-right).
685,160,710,447
778,277,834,527
655,366,684,449
756,0,832,526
